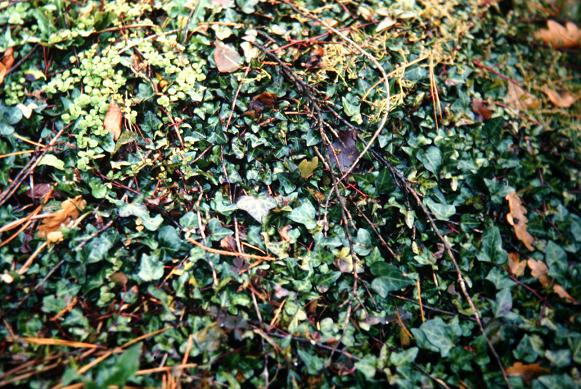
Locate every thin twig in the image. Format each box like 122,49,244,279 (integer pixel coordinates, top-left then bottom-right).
187,237,275,261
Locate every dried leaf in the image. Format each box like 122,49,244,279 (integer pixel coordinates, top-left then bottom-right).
2,47,14,69
302,47,326,71
377,16,397,32
110,271,129,287
103,101,123,141
534,20,581,49
505,192,535,251
214,41,242,73
27,183,53,200
246,92,278,117
553,284,579,304
328,129,358,172
0,47,14,85
506,82,540,111
542,86,577,108
527,259,550,288
37,196,87,239
471,98,493,120
279,225,292,242
46,230,64,244
220,236,237,251
298,157,319,179
506,362,549,383
508,252,526,277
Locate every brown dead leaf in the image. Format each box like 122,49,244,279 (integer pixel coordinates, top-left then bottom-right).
542,86,577,108
527,259,550,288
246,92,278,117
110,271,129,287
534,20,581,49
507,83,540,111
27,183,53,200
2,47,14,70
103,101,123,141
214,41,242,73
506,362,549,383
0,47,15,85
553,284,579,304
220,236,237,251
471,99,493,120
508,252,526,277
505,192,535,251
278,225,292,242
37,196,87,239
303,46,325,70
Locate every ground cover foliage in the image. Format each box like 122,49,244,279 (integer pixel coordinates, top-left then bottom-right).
0,0,580,387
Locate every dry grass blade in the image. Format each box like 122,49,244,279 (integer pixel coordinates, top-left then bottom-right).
18,337,98,349
188,237,275,261
135,363,197,376
74,327,169,378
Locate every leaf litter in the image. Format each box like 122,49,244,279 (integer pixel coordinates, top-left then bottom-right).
0,1,579,388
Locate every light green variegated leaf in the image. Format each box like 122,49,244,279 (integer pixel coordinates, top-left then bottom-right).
138,253,163,282
236,195,276,223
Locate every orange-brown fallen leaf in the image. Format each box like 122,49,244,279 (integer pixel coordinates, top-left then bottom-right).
508,252,526,277
37,196,87,239
506,362,549,383
0,47,15,85
214,41,242,73
534,20,581,49
542,87,577,108
506,83,540,111
505,192,535,251
525,259,578,303
527,259,550,288
220,236,237,252
103,101,123,141
472,98,493,120
246,92,278,117
553,284,579,304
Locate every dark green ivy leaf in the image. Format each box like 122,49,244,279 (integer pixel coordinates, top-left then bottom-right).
477,226,507,264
